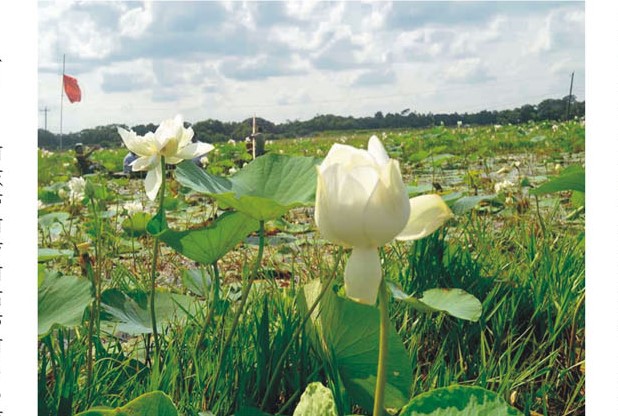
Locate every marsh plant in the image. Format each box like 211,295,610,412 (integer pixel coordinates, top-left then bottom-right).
38,119,584,416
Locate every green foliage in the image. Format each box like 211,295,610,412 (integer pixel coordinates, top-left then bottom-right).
75,391,178,416
37,121,585,416
100,289,200,335
450,195,497,215
181,268,212,297
529,165,585,195
121,212,152,237
299,280,413,412
387,282,482,322
159,211,259,265
176,154,320,221
400,385,522,415
292,382,338,416
38,274,92,336
38,248,74,262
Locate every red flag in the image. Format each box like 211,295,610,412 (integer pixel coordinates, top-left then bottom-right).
63,74,82,103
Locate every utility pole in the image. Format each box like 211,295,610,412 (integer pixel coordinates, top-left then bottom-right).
39,106,51,130
565,72,574,120
252,114,256,160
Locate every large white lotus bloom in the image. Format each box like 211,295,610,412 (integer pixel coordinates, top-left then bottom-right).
316,136,453,305
118,115,214,200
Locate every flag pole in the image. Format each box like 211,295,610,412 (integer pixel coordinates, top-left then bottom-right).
59,54,65,151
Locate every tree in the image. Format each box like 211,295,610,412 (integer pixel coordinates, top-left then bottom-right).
38,129,57,149
518,104,537,123
537,99,564,121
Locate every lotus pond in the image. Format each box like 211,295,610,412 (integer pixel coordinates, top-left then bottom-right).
38,120,585,415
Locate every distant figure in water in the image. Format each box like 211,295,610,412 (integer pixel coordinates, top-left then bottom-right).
75,143,104,175
123,151,138,174
253,128,265,157
245,127,265,158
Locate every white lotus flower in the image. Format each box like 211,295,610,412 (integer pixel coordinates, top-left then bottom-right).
67,177,86,203
494,179,516,194
123,200,143,215
118,115,214,200
315,136,453,305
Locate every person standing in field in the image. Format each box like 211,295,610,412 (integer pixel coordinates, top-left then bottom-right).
253,127,265,157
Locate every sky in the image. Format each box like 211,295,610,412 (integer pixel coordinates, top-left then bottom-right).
38,1,585,133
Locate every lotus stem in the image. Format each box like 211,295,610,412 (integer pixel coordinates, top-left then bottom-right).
261,248,344,409
197,261,220,349
208,220,266,402
373,280,389,416
149,157,166,364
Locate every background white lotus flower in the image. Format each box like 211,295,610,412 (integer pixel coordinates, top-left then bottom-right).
118,115,214,200
315,136,453,305
494,179,516,194
123,200,143,216
67,177,86,203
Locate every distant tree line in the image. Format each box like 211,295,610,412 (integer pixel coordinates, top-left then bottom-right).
38,96,584,150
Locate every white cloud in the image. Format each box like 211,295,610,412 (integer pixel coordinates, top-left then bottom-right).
361,1,392,30
37,1,585,133
100,59,156,92
64,17,116,59
393,29,446,61
119,2,154,38
284,0,322,21
530,15,552,53
443,58,492,84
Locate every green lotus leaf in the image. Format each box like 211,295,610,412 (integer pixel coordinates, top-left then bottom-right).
388,282,482,322
293,382,337,416
159,211,259,265
38,248,74,262
400,385,523,415
299,280,412,412
38,274,92,336
121,212,151,237
100,289,200,336
529,164,585,196
75,391,178,416
175,154,320,221
451,195,497,215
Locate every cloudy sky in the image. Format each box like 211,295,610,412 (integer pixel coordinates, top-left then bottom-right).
38,1,585,133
